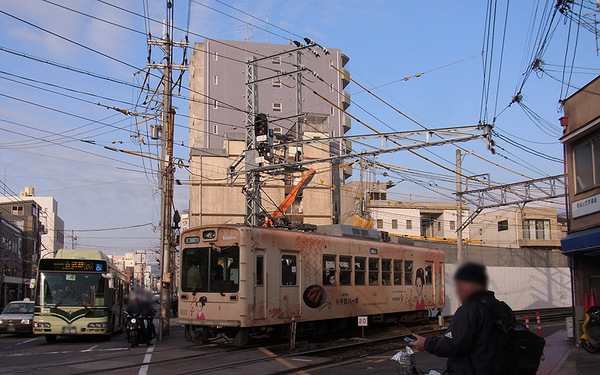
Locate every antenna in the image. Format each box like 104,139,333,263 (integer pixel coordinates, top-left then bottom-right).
234,23,257,41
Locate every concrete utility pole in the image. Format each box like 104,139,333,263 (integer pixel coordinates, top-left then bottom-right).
456,149,463,263
146,0,188,338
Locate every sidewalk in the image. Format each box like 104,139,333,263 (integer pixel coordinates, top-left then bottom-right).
556,338,600,374
537,329,572,375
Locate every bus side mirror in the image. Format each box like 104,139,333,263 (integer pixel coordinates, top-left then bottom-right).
29,279,36,289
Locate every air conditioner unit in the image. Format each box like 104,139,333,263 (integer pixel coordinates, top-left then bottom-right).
273,127,283,135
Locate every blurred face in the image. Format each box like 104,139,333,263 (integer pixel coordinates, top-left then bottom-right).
415,277,423,296
455,280,485,303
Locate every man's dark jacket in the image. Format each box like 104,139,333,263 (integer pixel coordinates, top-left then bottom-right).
424,291,515,375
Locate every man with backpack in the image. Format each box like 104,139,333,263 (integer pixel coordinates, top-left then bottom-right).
409,262,544,375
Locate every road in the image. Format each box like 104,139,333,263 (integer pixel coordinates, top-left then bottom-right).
0,322,570,375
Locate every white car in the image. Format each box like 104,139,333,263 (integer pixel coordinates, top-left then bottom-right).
0,301,34,335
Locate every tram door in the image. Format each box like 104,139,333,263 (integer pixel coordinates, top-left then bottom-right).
254,251,266,320
424,262,434,306
280,252,300,318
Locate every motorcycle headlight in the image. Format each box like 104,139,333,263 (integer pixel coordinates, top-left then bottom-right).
0,319,3,324
131,318,137,324
21,319,30,324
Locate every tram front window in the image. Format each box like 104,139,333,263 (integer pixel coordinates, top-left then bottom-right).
39,272,105,307
181,247,240,293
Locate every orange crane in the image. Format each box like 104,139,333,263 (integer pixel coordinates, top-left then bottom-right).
263,168,316,227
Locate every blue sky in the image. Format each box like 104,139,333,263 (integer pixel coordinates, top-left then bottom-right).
0,0,598,253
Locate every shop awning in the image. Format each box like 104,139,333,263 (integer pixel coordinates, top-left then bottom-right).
561,226,600,255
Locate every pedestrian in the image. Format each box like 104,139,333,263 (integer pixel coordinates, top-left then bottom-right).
409,262,516,375
171,295,178,318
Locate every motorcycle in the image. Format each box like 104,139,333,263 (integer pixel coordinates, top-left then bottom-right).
581,305,600,353
126,311,155,348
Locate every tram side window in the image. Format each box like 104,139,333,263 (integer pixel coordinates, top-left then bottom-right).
382,259,392,285
393,260,403,285
339,256,352,286
369,257,380,286
355,257,366,285
405,260,413,285
282,255,297,286
425,262,433,285
256,255,264,286
323,254,337,285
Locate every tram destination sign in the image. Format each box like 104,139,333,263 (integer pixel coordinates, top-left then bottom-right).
39,259,106,272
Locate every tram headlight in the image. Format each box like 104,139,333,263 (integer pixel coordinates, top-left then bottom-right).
202,230,216,240
20,319,30,324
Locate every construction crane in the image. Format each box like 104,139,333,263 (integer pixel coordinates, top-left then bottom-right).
263,168,316,227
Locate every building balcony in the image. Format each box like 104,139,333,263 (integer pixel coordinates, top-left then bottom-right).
342,163,353,180
342,115,351,134
341,53,350,67
341,69,350,88
342,91,351,110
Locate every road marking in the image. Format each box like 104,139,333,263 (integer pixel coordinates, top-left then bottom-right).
138,346,154,375
81,344,99,352
9,350,73,357
258,347,309,375
15,338,39,346
290,358,313,362
98,347,129,351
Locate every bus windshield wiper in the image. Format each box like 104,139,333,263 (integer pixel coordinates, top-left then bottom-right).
53,292,71,309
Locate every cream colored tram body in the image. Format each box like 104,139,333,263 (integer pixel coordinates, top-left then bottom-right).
176,225,444,344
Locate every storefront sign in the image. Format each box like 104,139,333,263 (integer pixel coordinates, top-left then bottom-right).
572,193,600,218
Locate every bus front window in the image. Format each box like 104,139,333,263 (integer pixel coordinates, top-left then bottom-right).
40,273,105,307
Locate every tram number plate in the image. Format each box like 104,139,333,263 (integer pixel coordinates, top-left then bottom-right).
62,326,77,334
358,316,368,327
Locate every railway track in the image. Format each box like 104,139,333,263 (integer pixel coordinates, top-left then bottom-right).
3,307,573,375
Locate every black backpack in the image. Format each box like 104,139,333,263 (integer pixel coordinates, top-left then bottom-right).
479,298,546,375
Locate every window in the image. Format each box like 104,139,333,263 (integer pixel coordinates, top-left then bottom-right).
330,83,334,92
449,220,456,231
382,259,392,285
272,56,281,64
425,262,433,285
272,102,282,112
355,257,366,285
213,125,218,134
181,247,240,293
404,260,413,285
272,78,281,88
213,75,218,85
339,256,352,285
437,221,442,231
281,255,297,285
256,255,264,286
213,99,218,109
368,257,379,285
393,260,403,285
523,219,551,240
11,206,23,215
369,192,387,200
392,219,398,230
323,254,336,285
406,220,412,230
498,220,509,232
329,61,334,69
574,142,594,192
213,51,218,61
479,228,483,235
330,106,335,115
376,219,383,229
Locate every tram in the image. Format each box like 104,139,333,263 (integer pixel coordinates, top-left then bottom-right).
175,225,445,345
32,249,128,343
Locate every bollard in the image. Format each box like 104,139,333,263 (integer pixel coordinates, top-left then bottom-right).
536,312,543,338
525,316,530,329
289,314,297,351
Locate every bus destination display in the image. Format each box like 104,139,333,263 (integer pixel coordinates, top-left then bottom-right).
39,259,106,272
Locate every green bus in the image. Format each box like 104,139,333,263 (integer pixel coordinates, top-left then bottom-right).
32,249,127,343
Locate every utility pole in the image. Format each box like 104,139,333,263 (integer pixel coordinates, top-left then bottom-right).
146,0,188,338
456,149,463,263
71,230,77,249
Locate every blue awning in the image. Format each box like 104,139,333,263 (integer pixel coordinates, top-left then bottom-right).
561,226,600,255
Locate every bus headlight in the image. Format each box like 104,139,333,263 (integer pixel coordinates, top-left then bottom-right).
87,322,108,328
35,322,51,328
21,319,30,324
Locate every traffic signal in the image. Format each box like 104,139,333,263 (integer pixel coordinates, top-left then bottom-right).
254,113,268,137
